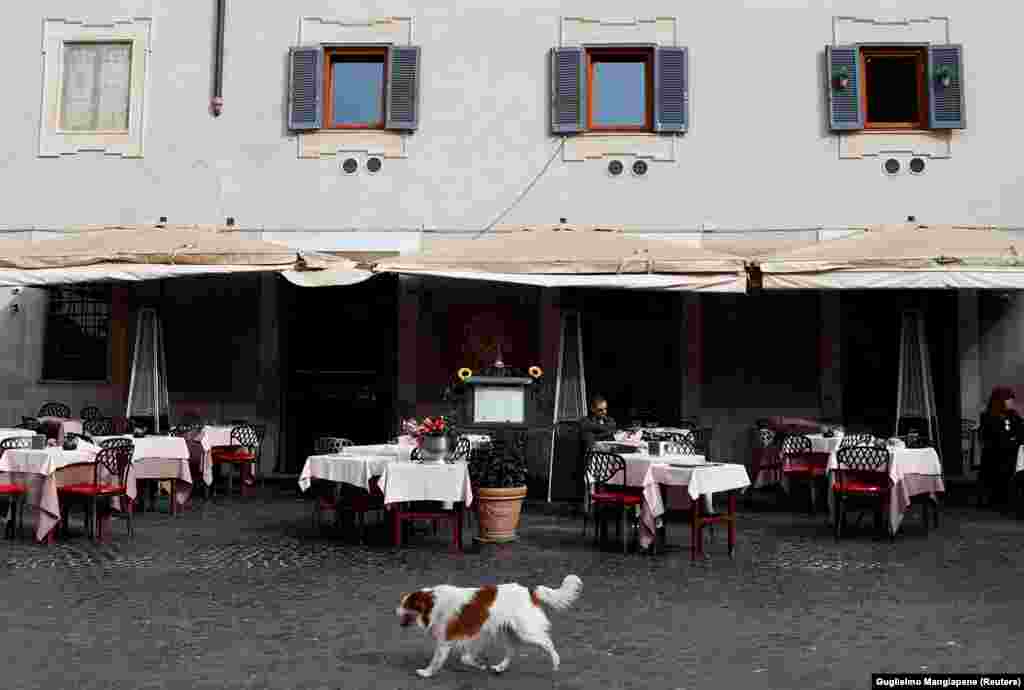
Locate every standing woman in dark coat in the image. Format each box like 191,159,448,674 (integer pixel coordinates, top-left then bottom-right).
979,386,1023,509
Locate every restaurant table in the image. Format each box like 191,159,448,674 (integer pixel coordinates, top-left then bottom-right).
826,446,944,535
298,444,414,493
37,417,83,444
196,425,262,486
377,460,474,550
93,435,192,513
0,443,143,542
640,462,751,558
754,432,844,489
0,428,37,444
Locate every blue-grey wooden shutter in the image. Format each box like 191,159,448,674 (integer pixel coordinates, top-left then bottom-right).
654,46,688,133
826,45,863,130
288,46,322,131
928,44,965,129
550,47,585,134
386,46,421,131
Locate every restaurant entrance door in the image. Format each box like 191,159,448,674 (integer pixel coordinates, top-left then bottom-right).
279,274,398,474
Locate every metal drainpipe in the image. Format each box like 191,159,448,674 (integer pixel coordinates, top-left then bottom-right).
211,0,226,116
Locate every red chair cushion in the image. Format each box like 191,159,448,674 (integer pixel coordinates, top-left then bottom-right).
0,483,26,495
211,446,255,462
59,483,125,496
591,490,643,505
784,463,828,477
833,479,886,495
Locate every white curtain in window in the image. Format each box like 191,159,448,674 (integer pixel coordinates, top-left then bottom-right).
61,43,131,131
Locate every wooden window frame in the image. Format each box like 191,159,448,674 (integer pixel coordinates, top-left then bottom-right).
323,46,388,130
860,46,929,131
586,47,654,133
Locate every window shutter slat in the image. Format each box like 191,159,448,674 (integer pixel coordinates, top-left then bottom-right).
288,46,322,131
386,46,421,131
654,46,688,133
928,44,965,129
550,47,585,134
826,45,863,130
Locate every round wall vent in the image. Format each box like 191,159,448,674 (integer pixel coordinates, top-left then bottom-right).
366,156,382,174
342,158,359,174
909,157,926,174
632,160,649,176
884,158,901,175
608,160,624,176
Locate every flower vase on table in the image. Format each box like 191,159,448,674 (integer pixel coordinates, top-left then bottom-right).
403,416,454,464
420,435,449,463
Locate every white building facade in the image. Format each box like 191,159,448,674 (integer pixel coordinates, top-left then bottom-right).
1,1,1021,482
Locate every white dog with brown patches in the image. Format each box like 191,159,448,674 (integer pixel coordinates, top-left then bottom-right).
396,574,582,678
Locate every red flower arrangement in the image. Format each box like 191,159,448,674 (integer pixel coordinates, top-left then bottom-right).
402,416,452,440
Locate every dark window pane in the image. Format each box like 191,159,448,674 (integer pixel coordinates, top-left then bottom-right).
866,56,919,123
42,286,111,381
592,60,646,127
332,60,384,125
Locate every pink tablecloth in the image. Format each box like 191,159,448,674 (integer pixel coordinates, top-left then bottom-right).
826,447,944,535
639,463,751,548
0,446,104,542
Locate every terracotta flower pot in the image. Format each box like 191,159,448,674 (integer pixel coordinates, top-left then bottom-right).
475,486,528,543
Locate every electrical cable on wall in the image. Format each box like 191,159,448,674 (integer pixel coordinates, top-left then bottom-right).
473,138,566,239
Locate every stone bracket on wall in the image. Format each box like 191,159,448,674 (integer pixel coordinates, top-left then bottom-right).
296,16,413,160
832,16,956,161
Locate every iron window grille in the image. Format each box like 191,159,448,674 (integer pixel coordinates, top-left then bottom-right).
41,286,112,382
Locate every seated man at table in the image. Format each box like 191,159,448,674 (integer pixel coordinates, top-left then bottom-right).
579,395,617,449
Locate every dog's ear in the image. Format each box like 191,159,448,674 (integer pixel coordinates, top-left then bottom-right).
399,592,409,604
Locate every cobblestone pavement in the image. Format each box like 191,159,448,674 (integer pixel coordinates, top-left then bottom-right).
2,490,1023,690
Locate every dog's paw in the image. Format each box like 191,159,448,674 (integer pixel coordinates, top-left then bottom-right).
491,661,510,674
416,668,434,678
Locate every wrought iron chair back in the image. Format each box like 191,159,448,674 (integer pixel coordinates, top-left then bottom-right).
0,436,32,456
314,436,352,455
168,423,202,438
409,447,424,463
80,406,101,421
781,434,812,457
18,417,40,431
758,427,776,448
94,444,134,488
83,417,114,437
38,402,71,419
100,437,134,450
664,432,698,456
840,432,874,448
447,436,472,463
64,432,93,446
583,450,627,490
230,424,260,452
834,445,891,491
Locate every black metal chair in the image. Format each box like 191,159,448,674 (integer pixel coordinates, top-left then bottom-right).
63,432,94,447
79,406,101,421
83,417,114,437
100,437,134,450
780,434,829,514
58,442,135,541
447,436,472,464
38,402,71,419
250,424,267,489
833,445,892,540
208,424,259,500
840,432,875,449
314,436,353,455
582,450,641,553
0,437,32,539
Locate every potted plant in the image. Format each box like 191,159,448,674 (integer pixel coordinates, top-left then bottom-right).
469,429,529,543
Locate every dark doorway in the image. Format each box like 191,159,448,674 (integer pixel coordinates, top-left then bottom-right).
841,290,959,473
279,274,398,473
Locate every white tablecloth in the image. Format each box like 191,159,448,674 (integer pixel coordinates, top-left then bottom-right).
639,463,751,548
298,444,414,493
1016,445,1024,474
197,425,251,486
0,446,102,542
93,435,192,507
0,428,36,443
827,446,944,534
377,461,473,507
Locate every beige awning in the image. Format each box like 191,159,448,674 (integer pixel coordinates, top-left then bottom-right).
755,224,1024,289
372,225,747,291
0,224,372,287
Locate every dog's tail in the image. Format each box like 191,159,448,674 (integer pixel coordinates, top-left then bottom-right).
532,574,582,611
